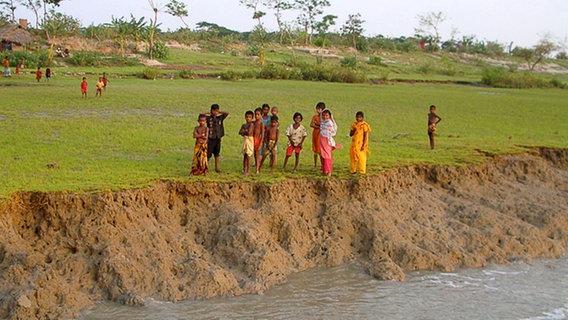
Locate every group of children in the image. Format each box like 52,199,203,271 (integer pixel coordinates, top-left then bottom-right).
80,73,108,99
190,101,438,178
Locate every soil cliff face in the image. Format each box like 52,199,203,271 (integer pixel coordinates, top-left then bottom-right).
1,149,567,319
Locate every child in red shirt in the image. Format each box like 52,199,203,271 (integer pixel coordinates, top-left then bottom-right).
81,77,88,99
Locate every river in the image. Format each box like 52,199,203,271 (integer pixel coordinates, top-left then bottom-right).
81,256,568,320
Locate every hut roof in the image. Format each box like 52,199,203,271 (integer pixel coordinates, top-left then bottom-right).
0,24,36,45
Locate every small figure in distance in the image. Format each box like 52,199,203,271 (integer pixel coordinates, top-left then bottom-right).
102,72,108,91
259,115,280,174
239,110,255,176
310,102,325,170
190,114,209,176
282,112,307,173
253,107,265,174
45,67,51,82
81,77,88,99
95,77,104,97
349,111,372,174
428,105,442,150
35,67,42,82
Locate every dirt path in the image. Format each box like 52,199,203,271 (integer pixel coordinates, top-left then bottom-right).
1,148,567,319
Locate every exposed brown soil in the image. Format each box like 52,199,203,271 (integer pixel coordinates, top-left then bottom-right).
1,148,567,319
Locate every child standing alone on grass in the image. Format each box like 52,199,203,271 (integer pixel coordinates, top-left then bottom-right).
349,111,372,174
191,114,209,176
283,112,307,173
239,110,255,176
81,77,88,99
428,105,442,149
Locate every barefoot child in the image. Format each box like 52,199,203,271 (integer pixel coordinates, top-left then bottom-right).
283,112,307,172
191,114,209,176
428,105,442,149
253,107,265,174
310,102,325,169
204,104,229,173
95,77,104,97
259,116,279,173
320,109,341,177
239,110,255,176
35,67,42,82
81,77,88,99
349,111,372,174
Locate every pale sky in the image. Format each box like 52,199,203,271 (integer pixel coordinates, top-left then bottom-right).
19,0,568,48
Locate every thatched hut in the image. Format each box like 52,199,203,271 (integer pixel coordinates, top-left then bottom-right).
0,23,36,51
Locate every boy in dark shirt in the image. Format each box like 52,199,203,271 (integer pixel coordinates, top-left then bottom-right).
204,104,229,173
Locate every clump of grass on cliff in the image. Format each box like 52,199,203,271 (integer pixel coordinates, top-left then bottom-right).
0,74,567,196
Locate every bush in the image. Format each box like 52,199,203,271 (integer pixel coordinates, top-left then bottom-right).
339,56,357,69
66,50,101,67
140,67,159,80
481,67,553,88
151,41,169,60
179,69,196,79
368,55,385,66
6,51,48,69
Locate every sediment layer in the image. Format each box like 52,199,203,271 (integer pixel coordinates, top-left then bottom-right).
1,148,567,319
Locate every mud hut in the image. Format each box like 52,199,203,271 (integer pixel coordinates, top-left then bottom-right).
0,23,36,52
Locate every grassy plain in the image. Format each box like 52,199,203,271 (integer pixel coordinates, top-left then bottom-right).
0,72,567,197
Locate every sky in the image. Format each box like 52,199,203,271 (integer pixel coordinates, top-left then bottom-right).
17,0,568,48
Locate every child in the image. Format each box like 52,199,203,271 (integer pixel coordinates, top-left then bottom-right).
310,102,325,169
45,67,51,81
270,106,279,124
102,72,108,90
260,103,271,127
204,104,229,173
2,56,10,77
35,67,42,82
253,107,265,174
428,105,442,149
283,112,307,173
191,114,209,176
81,77,88,99
349,111,372,174
259,115,279,173
319,109,341,177
239,110,255,176
96,77,104,97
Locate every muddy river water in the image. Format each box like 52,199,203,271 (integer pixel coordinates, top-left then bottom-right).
81,256,568,320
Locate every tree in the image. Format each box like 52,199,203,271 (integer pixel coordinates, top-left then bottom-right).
1,0,17,22
165,0,189,28
341,13,365,50
147,0,161,60
240,0,266,31
513,36,558,71
264,0,293,44
293,0,331,45
42,9,80,62
19,0,41,28
415,11,446,51
315,14,336,48
129,14,147,52
110,16,132,59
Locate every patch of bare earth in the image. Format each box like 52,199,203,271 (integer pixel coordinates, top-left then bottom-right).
0,148,567,319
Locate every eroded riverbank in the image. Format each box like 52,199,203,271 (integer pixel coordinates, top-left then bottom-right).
1,148,567,319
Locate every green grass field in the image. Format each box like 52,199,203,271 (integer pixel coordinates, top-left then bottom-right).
0,72,566,197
